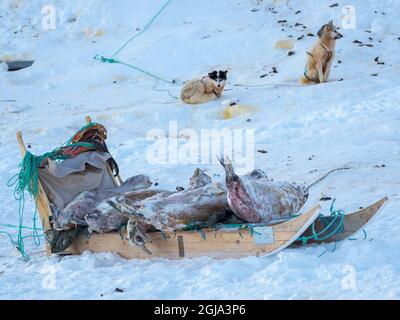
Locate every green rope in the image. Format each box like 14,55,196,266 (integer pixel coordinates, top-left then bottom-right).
184,222,206,240
110,0,175,58
348,229,367,241
297,198,345,246
93,0,178,87
3,122,99,259
93,55,175,85
0,223,43,231
186,221,265,240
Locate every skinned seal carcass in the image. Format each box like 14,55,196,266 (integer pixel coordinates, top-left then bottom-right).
219,156,308,223
51,174,152,230
109,169,229,253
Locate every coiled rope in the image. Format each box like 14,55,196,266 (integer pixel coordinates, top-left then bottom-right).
297,198,345,246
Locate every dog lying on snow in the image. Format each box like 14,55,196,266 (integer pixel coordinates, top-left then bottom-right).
180,70,227,104
301,21,343,84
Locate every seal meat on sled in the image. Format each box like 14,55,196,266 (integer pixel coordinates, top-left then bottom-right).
108,169,229,253
109,167,290,253
219,156,308,223
51,174,153,231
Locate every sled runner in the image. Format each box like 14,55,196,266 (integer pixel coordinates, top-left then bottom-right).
64,205,320,259
15,116,387,259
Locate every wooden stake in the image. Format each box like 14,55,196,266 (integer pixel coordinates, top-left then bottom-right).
16,131,52,231
16,131,52,255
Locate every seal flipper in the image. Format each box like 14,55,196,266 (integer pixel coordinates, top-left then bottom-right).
127,217,152,254
187,168,212,190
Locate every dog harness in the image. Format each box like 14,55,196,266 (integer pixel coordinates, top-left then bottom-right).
304,43,332,83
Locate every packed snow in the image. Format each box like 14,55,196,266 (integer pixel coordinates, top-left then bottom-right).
0,0,399,299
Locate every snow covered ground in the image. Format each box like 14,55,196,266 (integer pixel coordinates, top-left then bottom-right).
1,0,399,299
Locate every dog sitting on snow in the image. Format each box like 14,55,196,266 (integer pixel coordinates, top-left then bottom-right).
180,70,228,104
301,21,343,84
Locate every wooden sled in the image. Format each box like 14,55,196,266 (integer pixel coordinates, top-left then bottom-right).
64,205,320,259
16,116,387,259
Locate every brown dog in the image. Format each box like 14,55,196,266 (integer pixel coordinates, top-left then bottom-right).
300,21,343,84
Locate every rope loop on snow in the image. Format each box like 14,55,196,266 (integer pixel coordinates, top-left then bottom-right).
94,53,177,85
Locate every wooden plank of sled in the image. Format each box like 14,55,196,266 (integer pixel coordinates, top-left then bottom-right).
16,132,53,233
16,131,53,256
292,197,388,245
85,115,123,186
64,205,320,259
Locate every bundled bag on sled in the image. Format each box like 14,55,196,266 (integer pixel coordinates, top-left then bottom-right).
30,120,120,210
13,116,388,259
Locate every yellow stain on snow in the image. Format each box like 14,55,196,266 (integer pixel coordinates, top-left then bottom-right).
1,53,32,61
9,0,22,10
274,39,294,50
94,29,105,37
0,54,14,61
83,27,105,38
221,104,259,120
88,84,99,92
